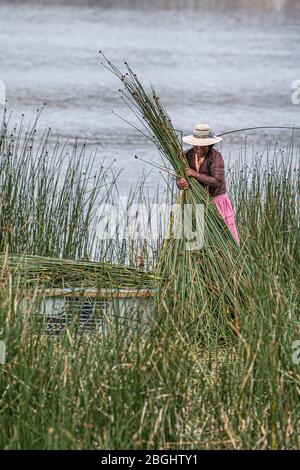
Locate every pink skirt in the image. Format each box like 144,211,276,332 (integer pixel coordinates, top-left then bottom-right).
213,193,240,246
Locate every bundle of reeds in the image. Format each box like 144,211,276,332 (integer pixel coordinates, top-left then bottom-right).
100,52,252,336
0,252,160,290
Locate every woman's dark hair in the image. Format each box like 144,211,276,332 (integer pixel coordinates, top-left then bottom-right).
207,144,214,155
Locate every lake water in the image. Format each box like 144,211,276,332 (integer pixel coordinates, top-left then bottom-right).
1,0,300,194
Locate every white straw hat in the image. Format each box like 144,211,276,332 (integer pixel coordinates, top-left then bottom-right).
182,123,223,146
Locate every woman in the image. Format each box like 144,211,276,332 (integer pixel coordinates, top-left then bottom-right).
177,123,240,245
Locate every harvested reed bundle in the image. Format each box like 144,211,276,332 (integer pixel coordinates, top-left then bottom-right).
0,252,160,290
100,53,252,336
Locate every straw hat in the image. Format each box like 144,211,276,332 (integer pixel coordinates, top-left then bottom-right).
182,123,223,146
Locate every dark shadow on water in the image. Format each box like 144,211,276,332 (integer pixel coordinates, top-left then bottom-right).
3,0,300,16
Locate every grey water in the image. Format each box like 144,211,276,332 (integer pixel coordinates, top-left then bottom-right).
1,0,300,195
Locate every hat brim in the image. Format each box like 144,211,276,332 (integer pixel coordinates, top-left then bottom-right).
182,135,223,146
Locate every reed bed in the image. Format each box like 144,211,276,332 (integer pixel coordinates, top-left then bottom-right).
1,68,299,449
0,109,168,270
0,109,113,259
0,134,299,449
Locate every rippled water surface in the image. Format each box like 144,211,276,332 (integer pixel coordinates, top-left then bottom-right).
1,0,300,192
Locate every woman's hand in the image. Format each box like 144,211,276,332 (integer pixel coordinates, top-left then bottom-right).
176,176,189,190
185,167,199,178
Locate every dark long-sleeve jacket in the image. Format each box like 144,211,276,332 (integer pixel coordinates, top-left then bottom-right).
184,147,226,198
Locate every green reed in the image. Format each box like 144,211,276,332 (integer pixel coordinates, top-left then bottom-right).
0,135,299,449
0,110,114,259
0,109,172,271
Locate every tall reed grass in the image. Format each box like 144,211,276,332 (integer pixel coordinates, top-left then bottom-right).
0,110,113,259
0,129,299,448
0,109,168,271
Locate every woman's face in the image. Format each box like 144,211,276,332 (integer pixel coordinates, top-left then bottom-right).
194,145,209,157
